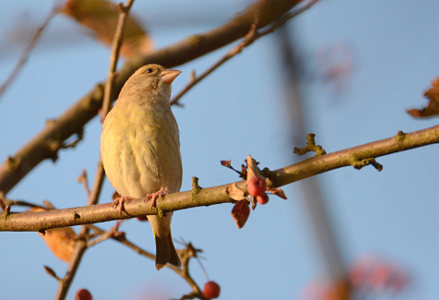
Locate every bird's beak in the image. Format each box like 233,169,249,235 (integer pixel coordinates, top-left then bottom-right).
161,69,182,85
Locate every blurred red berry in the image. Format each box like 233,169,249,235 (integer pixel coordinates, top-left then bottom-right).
389,269,409,292
349,255,409,294
136,215,148,221
370,263,393,290
202,281,220,299
75,289,92,300
247,177,266,197
256,193,269,205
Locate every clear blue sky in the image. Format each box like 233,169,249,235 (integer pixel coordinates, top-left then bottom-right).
1,0,438,299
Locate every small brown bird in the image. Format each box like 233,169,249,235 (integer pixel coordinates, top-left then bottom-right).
100,64,182,270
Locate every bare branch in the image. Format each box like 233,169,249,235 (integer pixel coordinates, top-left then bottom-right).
170,0,320,105
0,1,61,99
2,124,438,231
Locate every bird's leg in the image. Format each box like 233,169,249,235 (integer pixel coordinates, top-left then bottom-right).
112,195,134,212
144,189,168,207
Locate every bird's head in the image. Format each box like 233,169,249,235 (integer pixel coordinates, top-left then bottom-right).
118,64,181,103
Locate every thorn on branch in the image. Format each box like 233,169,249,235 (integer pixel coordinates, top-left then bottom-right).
77,169,91,196
395,130,406,142
7,156,21,171
192,177,202,194
351,157,383,171
294,133,326,156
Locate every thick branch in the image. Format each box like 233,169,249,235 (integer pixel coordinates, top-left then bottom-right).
1,125,438,231
0,0,301,195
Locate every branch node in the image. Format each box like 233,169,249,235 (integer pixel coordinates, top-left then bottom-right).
7,156,21,171
395,130,406,142
351,157,383,171
62,129,84,149
47,140,61,162
191,176,202,194
294,133,326,156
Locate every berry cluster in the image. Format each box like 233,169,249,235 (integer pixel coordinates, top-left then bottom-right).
247,176,269,204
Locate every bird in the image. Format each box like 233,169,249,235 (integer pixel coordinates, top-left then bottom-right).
100,64,182,270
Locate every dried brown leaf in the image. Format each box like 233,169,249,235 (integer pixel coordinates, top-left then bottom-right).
246,155,261,179
407,77,439,118
231,200,250,229
60,0,153,58
267,187,288,200
240,163,247,179
220,160,231,167
31,208,77,263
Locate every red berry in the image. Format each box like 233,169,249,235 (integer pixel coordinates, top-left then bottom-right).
247,177,266,197
136,215,148,222
75,289,92,300
202,281,221,299
256,193,269,205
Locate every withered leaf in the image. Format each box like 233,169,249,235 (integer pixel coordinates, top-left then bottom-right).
407,77,439,118
60,0,153,58
220,160,231,167
231,200,250,229
267,187,288,200
31,208,77,263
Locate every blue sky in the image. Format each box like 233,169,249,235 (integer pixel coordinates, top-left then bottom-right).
1,0,438,299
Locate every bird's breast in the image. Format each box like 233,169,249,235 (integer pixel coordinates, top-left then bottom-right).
101,101,182,198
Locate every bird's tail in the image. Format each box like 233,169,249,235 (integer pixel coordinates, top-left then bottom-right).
148,213,181,270
155,233,181,270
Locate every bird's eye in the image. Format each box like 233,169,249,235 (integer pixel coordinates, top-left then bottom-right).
146,68,153,73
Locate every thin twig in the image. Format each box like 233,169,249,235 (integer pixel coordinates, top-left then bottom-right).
77,169,91,196
87,223,202,294
170,0,319,106
54,1,135,299
0,191,46,211
0,1,61,99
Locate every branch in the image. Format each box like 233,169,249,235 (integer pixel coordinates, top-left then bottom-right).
0,1,61,99
88,224,203,295
54,1,135,299
170,0,321,106
0,0,302,195
2,125,438,231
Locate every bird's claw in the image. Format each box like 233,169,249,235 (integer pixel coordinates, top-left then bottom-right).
144,190,168,207
112,195,133,212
